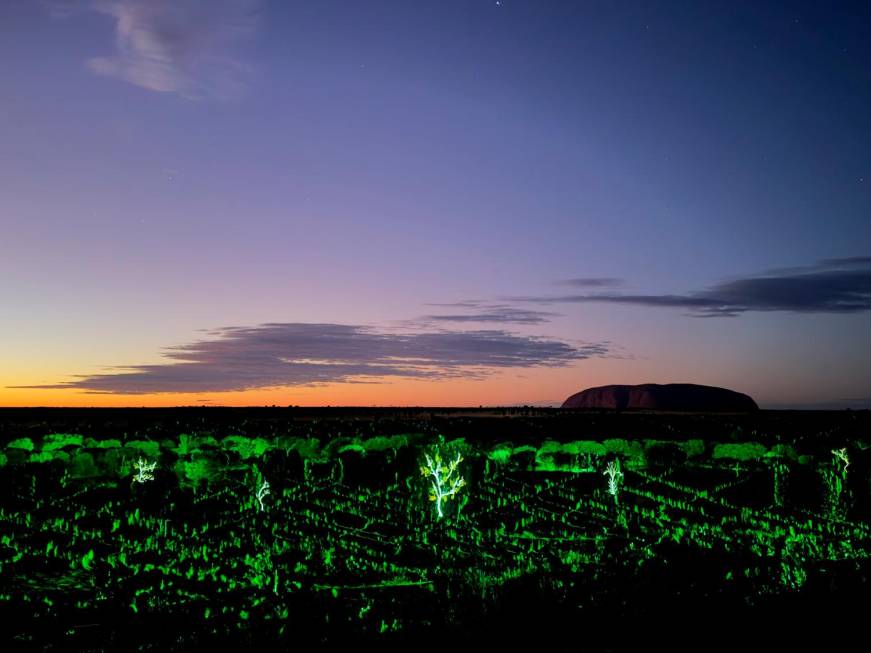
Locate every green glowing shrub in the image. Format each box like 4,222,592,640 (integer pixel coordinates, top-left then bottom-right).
443,437,473,457
275,436,321,460
100,448,128,478
42,433,84,451
488,444,513,465
420,449,466,519
256,480,271,512
338,433,416,458
29,451,67,464
821,466,846,519
491,444,538,470
772,461,788,507
125,440,160,458
603,459,623,496
766,444,799,462
222,436,271,460
712,442,768,462
70,452,100,479
175,456,222,490
603,439,644,460
365,433,415,451
133,458,157,483
174,433,220,456
532,440,603,472
6,438,34,452
512,445,537,456
832,447,849,472
83,438,122,449
81,549,95,571
682,439,706,459
570,441,608,456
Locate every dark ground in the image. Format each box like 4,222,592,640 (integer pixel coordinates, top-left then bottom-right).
0,408,868,651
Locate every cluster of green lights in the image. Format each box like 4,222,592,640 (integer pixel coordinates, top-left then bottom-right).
0,429,867,645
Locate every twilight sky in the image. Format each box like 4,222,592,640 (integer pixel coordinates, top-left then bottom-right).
2,0,870,408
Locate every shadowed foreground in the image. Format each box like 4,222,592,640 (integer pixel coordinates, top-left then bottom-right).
0,408,868,650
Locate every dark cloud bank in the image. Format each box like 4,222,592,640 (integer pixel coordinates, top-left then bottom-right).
514,256,871,317
18,324,609,394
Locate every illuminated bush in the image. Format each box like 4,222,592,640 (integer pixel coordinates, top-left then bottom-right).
603,459,623,497
29,451,67,464
682,439,706,459
712,442,768,462
83,437,122,449
603,439,644,460
221,435,271,460
42,434,84,451
133,458,156,483
70,452,100,479
254,481,269,511
174,455,223,491
487,444,513,465
125,440,160,459
420,449,466,520
766,444,799,462
832,447,849,473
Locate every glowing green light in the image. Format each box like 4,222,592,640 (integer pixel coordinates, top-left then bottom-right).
133,457,156,483
256,480,270,512
603,459,623,496
420,449,465,519
832,447,849,472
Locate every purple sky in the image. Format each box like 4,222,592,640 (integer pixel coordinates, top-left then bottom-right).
2,1,871,408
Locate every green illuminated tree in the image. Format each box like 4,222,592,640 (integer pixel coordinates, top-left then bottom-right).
420,450,465,519
256,480,270,512
824,448,851,520
603,459,623,497
832,447,849,473
133,457,156,483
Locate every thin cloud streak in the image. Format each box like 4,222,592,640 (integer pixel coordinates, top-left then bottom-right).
512,256,871,317
421,304,560,325
555,277,625,288
15,323,610,394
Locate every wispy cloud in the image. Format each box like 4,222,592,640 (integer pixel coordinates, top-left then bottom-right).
421,304,560,325
511,256,871,317
555,277,625,288
16,323,610,394
424,301,487,309
81,0,260,98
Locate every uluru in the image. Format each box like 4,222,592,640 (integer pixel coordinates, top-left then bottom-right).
561,383,758,412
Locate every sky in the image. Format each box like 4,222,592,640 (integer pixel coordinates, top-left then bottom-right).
1,0,870,408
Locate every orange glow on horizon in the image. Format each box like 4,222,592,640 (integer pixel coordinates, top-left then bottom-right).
0,364,622,407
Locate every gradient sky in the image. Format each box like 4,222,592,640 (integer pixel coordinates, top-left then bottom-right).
2,0,870,408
